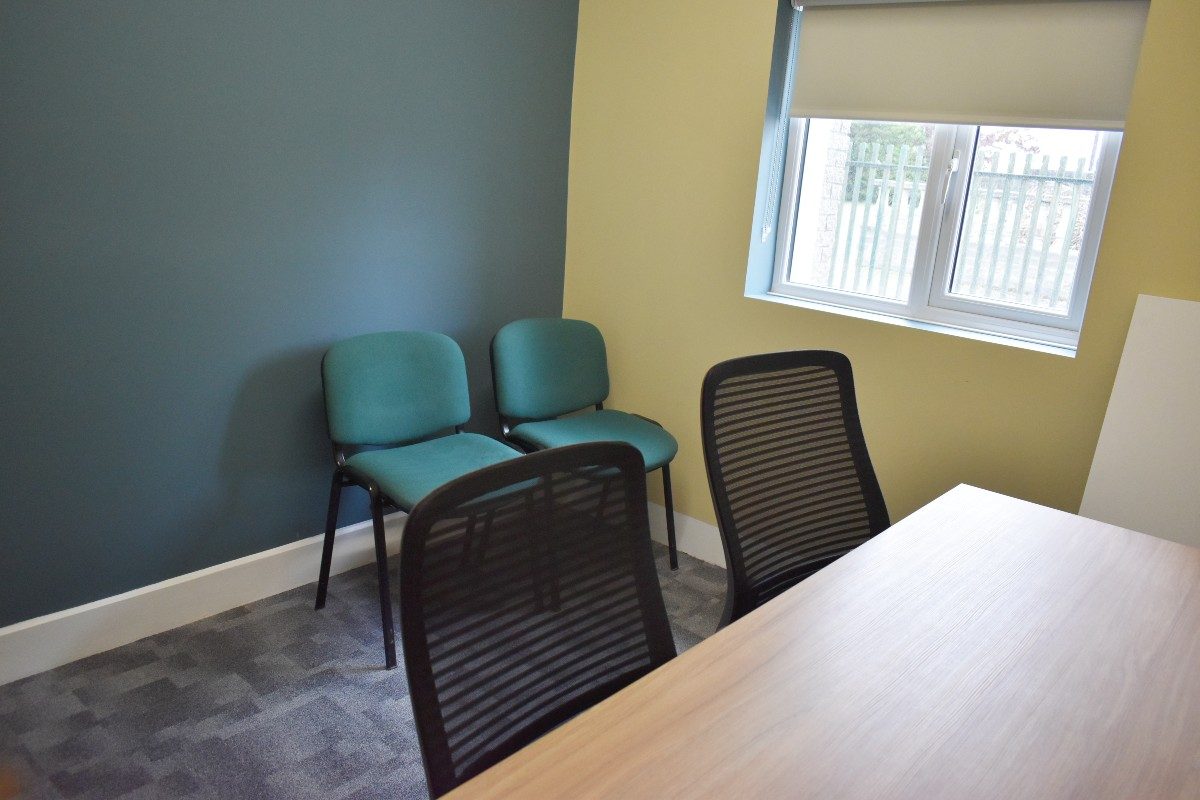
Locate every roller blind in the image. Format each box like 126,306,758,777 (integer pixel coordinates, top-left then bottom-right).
791,0,1149,130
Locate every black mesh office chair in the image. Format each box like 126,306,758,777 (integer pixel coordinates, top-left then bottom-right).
701,351,889,626
399,442,677,797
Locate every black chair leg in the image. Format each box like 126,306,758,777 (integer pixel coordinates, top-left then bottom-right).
662,464,678,571
314,472,343,610
370,492,398,670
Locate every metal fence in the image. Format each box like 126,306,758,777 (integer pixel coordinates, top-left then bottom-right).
826,142,928,301
820,143,1095,312
953,151,1093,312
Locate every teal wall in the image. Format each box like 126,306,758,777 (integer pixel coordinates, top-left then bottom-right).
0,1,578,627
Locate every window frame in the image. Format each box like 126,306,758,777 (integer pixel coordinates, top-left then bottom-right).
769,116,1123,351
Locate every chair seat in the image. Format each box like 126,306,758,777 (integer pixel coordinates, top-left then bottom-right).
510,410,678,471
345,433,522,510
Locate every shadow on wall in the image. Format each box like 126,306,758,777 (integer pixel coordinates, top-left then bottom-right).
186,344,368,574
451,323,508,441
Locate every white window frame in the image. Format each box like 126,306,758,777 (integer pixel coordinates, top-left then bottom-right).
769,117,1123,351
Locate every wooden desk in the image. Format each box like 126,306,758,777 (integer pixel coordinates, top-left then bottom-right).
446,485,1200,799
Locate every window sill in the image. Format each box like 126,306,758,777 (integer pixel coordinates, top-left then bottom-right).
747,290,1078,359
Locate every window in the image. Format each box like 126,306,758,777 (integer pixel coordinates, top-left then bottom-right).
771,118,1121,348
747,0,1149,354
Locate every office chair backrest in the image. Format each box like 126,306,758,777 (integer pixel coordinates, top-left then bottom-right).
400,442,676,797
323,331,471,446
701,351,889,625
491,318,609,420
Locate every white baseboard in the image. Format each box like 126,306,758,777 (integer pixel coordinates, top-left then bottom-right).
0,513,406,688
648,502,726,568
0,502,722,688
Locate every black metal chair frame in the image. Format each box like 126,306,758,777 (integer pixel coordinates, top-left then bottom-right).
489,342,680,570
701,350,890,626
400,442,676,797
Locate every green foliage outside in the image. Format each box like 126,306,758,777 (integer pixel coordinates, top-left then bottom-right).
844,121,933,203
849,121,932,157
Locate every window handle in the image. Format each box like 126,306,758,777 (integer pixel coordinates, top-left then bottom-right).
941,149,962,207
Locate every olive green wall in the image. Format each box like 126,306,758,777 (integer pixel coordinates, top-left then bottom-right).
563,0,1200,525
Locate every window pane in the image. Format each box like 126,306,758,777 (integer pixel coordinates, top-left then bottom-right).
949,126,1102,315
787,119,934,302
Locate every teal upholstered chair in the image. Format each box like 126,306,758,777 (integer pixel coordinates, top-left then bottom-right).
315,331,521,669
491,318,681,569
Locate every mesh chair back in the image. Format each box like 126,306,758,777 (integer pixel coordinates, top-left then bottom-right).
701,351,889,625
491,318,610,420
322,331,471,446
400,442,676,797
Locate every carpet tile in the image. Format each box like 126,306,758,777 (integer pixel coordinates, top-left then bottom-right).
1,544,724,799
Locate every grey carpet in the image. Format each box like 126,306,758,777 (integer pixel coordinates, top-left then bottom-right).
0,544,726,800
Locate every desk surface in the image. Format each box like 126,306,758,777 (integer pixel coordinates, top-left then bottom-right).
445,485,1200,799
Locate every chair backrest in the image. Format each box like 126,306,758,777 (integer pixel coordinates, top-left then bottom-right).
491,318,609,421
701,351,889,625
400,442,676,797
322,331,471,447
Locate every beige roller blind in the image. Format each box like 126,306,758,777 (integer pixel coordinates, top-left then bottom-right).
791,0,1149,130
